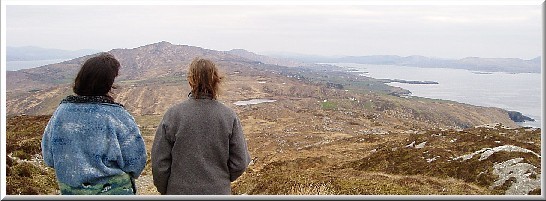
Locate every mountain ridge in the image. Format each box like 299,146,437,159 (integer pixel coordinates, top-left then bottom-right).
269,54,541,73
7,46,100,61
6,41,522,128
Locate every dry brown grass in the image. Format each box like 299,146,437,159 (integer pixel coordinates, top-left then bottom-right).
6,115,58,195
6,111,541,195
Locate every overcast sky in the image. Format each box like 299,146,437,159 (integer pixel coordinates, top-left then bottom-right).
4,2,543,59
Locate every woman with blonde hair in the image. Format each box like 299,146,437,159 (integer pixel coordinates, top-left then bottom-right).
152,58,251,195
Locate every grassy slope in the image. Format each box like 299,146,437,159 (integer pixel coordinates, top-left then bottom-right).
6,115,58,195
5,113,541,195
232,126,541,195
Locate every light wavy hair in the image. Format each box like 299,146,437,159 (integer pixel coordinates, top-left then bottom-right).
187,58,224,99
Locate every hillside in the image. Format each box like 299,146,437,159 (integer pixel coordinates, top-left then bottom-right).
6,109,541,195
5,41,541,195
6,41,524,129
7,41,248,92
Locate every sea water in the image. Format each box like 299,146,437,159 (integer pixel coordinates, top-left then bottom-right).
6,58,70,71
334,63,542,128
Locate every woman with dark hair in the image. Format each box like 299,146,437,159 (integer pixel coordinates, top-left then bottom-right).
41,53,147,195
152,58,251,195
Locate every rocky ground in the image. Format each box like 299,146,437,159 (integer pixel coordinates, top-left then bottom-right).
5,96,541,195
228,99,541,195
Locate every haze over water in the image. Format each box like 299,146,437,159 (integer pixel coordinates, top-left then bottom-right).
6,58,70,71
336,63,542,128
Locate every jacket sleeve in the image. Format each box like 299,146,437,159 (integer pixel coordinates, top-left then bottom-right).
228,116,251,182
41,119,55,168
151,118,173,195
118,115,148,179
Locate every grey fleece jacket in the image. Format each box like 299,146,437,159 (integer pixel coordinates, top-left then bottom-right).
152,94,251,195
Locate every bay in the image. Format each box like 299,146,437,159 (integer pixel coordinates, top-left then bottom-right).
6,58,70,71
333,63,542,128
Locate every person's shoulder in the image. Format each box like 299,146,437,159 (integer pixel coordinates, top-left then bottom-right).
97,103,137,122
101,103,129,113
214,100,238,116
167,99,191,111
162,99,192,117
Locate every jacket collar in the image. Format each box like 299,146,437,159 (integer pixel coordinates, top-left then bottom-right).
188,92,213,100
61,95,124,107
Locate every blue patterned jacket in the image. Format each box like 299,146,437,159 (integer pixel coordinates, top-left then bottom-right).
42,95,147,188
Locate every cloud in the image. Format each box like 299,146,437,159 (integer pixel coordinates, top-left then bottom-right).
5,5,542,59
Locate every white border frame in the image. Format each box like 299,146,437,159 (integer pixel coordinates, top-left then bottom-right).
1,0,544,200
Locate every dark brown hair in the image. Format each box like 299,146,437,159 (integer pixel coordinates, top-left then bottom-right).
73,52,120,100
187,58,223,99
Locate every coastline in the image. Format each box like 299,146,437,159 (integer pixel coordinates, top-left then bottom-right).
337,63,541,128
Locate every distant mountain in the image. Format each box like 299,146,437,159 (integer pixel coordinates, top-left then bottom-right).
4,41,528,128
6,41,255,92
6,41,404,116
270,54,542,73
456,57,541,73
6,41,341,93
7,46,101,61
227,49,306,67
